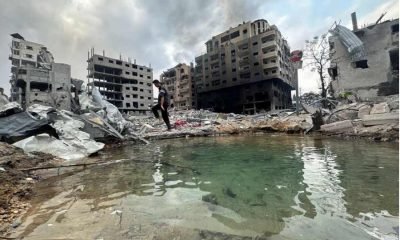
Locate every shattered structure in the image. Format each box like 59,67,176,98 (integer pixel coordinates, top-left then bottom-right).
87,49,153,114
8,33,82,111
160,63,196,110
329,13,399,100
194,19,297,114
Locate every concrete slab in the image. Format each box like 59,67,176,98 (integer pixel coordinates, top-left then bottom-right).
362,113,399,126
357,105,371,118
320,120,354,133
370,103,390,114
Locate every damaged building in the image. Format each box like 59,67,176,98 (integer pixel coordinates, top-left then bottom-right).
329,13,399,100
194,19,297,114
160,63,196,110
9,33,83,111
87,49,153,114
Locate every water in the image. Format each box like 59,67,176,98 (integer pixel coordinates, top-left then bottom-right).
11,135,399,239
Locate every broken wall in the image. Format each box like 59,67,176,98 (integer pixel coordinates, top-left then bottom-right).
329,19,399,100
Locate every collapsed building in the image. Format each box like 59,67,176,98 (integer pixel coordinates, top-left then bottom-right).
87,49,153,115
8,33,83,111
329,13,399,100
160,63,196,110
194,19,297,114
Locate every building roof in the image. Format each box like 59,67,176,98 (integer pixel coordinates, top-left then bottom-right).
10,33,24,40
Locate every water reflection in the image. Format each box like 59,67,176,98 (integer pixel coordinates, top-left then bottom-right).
11,135,398,239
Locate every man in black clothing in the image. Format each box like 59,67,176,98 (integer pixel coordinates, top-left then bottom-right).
152,80,172,130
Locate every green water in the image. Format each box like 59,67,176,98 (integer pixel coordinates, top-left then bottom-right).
11,135,399,239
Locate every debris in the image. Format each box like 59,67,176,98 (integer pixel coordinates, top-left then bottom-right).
362,113,399,126
320,120,354,133
370,102,391,115
358,105,372,118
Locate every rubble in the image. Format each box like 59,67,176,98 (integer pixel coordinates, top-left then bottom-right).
370,102,391,114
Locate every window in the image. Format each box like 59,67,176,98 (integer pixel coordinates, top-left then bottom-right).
253,52,259,56
221,35,230,43
140,74,143,78
126,103,131,107
254,62,259,66
140,96,144,99
147,76,151,79
230,31,240,39
98,57,103,61
243,29,248,34
109,60,114,63
26,46,33,50
126,87,130,90
147,69,151,72
139,82,143,85
148,90,152,93
116,61,122,65
25,54,33,58
126,95,130,98
232,68,236,72
354,60,368,69
222,80,227,84
392,24,399,33
125,64,130,67
272,70,277,73
252,42,258,46
139,67,143,70
232,78,237,81
148,97,152,100
140,103,144,106
232,59,236,63
13,50,19,55
125,71,130,75
254,72,260,76
389,49,399,70
132,64,138,69
132,94,138,98
140,89,143,92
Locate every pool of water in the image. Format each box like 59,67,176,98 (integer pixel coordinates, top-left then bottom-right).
11,135,399,239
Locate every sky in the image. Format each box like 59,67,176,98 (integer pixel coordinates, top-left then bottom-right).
0,0,398,96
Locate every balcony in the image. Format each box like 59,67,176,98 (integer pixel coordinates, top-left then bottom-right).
239,58,250,67
263,62,279,69
261,41,276,49
263,50,278,59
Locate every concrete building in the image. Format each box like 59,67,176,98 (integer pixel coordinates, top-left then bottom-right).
8,33,79,110
329,14,399,100
194,19,297,114
160,63,195,110
87,49,153,114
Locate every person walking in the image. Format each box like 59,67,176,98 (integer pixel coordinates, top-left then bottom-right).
152,80,172,131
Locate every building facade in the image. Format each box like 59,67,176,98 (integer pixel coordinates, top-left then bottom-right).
329,15,399,100
194,20,297,114
87,50,153,114
9,33,76,110
160,63,195,110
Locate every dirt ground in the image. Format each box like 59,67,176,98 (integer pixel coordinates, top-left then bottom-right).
0,142,61,235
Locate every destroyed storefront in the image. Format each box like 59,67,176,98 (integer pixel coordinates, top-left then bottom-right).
197,78,293,114
328,14,399,100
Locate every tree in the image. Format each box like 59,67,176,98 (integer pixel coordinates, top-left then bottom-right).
303,34,331,99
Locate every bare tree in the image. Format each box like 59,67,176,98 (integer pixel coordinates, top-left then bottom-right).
303,34,331,99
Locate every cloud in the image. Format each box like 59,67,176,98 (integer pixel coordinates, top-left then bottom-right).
0,0,396,97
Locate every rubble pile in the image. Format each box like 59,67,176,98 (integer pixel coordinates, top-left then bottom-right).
320,95,399,141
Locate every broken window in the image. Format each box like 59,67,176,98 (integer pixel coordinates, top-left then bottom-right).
126,103,131,107
353,60,368,69
109,60,114,63
26,46,33,50
254,62,259,66
132,94,138,98
98,57,103,61
126,87,130,90
13,50,19,55
125,64,130,67
126,95,130,98
25,54,33,58
243,29,248,34
132,64,137,69
139,67,143,70
392,24,399,33
390,49,399,70
221,35,230,43
116,60,122,65
132,102,138,108
328,66,338,80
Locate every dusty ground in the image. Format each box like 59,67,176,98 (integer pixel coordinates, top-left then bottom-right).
0,142,61,235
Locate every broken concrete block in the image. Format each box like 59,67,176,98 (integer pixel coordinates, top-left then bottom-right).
357,105,371,118
320,120,354,133
370,102,390,114
362,113,399,126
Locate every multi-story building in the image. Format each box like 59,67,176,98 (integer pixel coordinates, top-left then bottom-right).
87,49,153,114
194,19,297,114
8,33,77,110
160,63,195,110
329,13,399,100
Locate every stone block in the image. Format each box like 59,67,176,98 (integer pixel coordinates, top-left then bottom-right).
320,120,354,133
357,105,371,118
370,102,390,114
362,113,399,126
